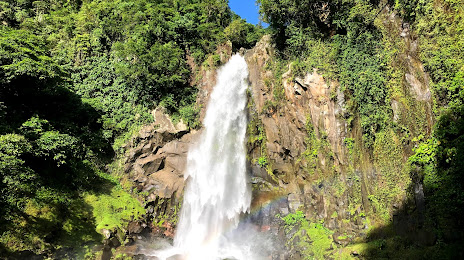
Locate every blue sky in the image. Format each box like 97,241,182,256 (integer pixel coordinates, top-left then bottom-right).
229,0,261,25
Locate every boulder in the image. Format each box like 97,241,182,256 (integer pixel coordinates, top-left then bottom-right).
127,221,145,235
135,154,164,175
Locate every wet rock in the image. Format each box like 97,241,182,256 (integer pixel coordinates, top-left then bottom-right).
162,221,175,238
167,254,185,260
391,100,400,122
280,207,289,215
414,182,425,220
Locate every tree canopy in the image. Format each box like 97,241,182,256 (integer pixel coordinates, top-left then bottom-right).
0,0,264,256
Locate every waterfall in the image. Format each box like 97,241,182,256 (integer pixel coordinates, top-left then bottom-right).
156,54,253,260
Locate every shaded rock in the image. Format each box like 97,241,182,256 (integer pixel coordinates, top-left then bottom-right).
127,221,145,235
100,245,112,260
333,232,350,246
109,237,121,248
135,154,164,175
121,109,202,243
164,153,187,174
125,121,200,201
142,159,184,198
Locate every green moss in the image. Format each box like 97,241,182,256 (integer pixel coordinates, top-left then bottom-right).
280,211,335,259
333,179,346,197
0,196,102,255
257,156,268,168
259,56,288,113
300,118,336,178
295,38,338,80
149,196,182,228
262,99,279,115
371,129,411,223
300,222,334,259
114,253,134,260
247,89,278,182
343,138,355,157
113,124,145,154
202,54,223,69
270,59,288,104
84,186,144,233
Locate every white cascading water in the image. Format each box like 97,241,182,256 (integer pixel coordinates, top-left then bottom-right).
156,54,253,260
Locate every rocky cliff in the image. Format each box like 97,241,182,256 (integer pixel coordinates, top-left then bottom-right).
242,7,436,257
117,8,436,259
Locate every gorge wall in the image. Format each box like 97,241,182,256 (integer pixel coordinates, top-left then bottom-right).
244,27,435,254
119,8,437,259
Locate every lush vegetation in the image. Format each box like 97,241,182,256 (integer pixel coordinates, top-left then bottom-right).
259,0,392,146
0,0,263,257
278,211,336,259
2,0,462,258
259,0,464,257
401,0,464,250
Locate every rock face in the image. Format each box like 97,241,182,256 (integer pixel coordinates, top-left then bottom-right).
121,107,201,245
243,11,435,250
120,10,435,256
245,36,349,183
125,107,196,201
245,36,362,242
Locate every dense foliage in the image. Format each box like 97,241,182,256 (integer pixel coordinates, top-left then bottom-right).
259,0,390,145
278,211,334,259
2,0,462,257
259,0,464,257
258,0,350,47
0,0,263,256
401,0,464,248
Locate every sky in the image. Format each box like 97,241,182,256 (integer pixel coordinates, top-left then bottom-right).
228,0,261,25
